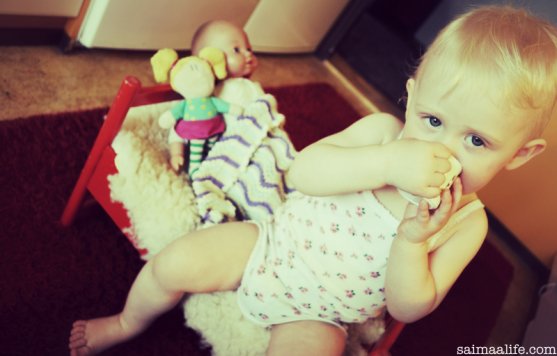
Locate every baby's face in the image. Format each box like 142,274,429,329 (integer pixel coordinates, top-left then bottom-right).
201,25,258,78
401,69,531,195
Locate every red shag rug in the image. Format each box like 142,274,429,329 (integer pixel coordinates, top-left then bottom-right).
0,83,513,356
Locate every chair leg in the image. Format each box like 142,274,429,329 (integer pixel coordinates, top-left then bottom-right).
368,318,405,356
60,76,142,226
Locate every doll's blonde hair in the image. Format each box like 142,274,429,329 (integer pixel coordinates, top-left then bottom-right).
415,5,557,137
150,47,227,84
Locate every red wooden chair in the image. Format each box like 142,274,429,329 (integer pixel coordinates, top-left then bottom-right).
369,315,405,355
60,76,180,255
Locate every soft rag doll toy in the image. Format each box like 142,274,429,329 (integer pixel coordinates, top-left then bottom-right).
151,47,243,177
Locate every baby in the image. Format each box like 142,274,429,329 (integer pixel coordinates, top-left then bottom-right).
69,6,557,355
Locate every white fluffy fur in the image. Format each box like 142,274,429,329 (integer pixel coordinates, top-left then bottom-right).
109,100,200,259
107,79,385,355
185,292,271,355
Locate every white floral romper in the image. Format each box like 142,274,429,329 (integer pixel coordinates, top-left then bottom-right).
237,190,483,329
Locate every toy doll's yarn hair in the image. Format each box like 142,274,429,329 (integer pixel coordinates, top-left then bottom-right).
415,5,557,137
150,47,227,84
151,48,179,83
198,47,227,79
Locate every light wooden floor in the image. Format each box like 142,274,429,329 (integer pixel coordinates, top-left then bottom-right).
0,45,541,348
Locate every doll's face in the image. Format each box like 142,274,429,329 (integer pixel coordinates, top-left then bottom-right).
171,58,215,98
194,22,257,78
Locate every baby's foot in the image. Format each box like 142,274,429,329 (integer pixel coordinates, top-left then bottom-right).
69,315,138,355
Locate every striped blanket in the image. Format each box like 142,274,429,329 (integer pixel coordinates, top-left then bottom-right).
108,78,297,257
192,92,296,226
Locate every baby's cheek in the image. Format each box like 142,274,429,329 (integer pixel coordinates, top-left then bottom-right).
459,174,471,194
459,171,482,195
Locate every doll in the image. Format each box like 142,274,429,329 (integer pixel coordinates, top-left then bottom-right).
151,47,243,177
190,19,258,79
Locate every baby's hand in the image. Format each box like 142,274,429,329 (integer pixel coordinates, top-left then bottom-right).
383,139,452,198
398,156,461,209
397,178,462,244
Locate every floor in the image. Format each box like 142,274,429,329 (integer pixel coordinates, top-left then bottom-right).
0,45,546,348
0,46,401,121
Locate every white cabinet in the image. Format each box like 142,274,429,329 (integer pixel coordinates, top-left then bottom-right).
244,0,350,53
0,0,83,17
75,0,348,53
77,0,258,50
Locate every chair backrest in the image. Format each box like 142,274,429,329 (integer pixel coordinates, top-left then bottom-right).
60,76,182,226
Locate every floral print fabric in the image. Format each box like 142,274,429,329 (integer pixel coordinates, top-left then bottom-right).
237,191,400,327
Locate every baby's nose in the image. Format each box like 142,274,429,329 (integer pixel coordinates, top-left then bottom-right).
439,136,459,156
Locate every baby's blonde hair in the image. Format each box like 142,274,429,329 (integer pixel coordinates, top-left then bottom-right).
416,5,557,137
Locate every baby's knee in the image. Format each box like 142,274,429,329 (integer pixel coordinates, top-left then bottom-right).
149,237,213,292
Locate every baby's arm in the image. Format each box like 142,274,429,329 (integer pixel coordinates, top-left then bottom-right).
385,188,488,323
288,112,452,197
288,113,403,196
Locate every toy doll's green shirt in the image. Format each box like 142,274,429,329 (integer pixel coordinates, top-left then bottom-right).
170,97,230,121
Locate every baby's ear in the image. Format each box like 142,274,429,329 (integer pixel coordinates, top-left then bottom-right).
405,78,416,107
505,138,547,170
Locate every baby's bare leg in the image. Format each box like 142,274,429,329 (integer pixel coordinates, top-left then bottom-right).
267,321,346,356
69,222,258,355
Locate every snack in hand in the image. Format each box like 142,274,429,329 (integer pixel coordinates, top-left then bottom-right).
398,155,462,209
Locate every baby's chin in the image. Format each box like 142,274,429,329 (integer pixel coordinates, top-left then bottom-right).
460,180,478,196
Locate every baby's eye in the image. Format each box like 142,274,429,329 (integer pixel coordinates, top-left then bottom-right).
426,115,442,127
466,135,485,147
234,47,241,54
